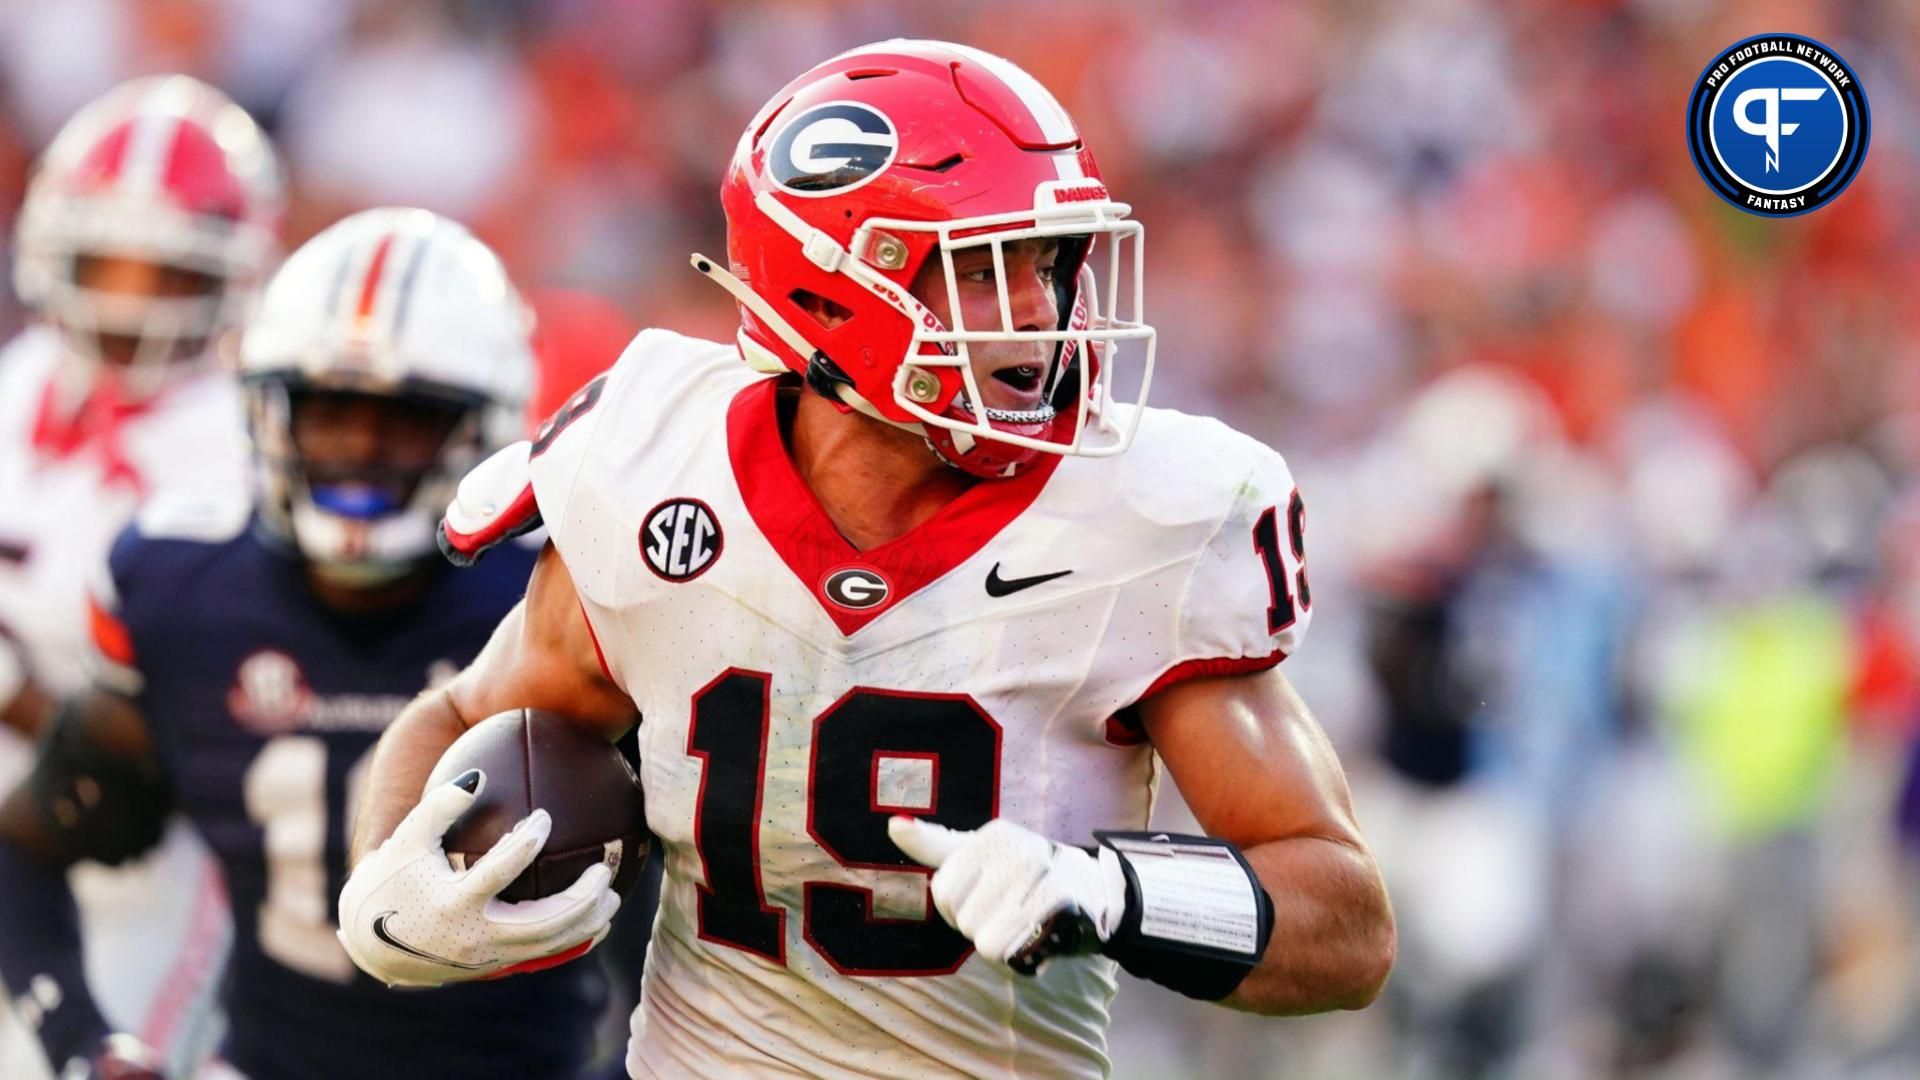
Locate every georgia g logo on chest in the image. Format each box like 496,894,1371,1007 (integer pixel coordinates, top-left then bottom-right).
641,498,724,582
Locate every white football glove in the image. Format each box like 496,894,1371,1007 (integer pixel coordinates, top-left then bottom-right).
337,769,619,988
888,816,1128,975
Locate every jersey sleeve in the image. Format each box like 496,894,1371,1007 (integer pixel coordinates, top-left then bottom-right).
442,338,623,567
1168,447,1312,686
523,328,742,696
1102,445,1312,724
523,328,678,564
526,328,741,607
1082,429,1316,742
441,336,633,567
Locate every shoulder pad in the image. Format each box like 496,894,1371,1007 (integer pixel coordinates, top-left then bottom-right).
132,489,252,544
439,441,541,567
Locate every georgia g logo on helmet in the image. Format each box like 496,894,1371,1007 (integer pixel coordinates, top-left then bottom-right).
768,102,898,197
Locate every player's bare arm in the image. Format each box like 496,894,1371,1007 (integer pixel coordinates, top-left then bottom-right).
348,542,635,867
889,664,1394,1017
1139,666,1395,1014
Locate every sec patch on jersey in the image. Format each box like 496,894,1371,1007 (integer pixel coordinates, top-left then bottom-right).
641,497,723,582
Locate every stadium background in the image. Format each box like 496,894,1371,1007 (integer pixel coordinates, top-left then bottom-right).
1,0,1917,1075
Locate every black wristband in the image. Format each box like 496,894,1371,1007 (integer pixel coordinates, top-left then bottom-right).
1095,831,1274,1001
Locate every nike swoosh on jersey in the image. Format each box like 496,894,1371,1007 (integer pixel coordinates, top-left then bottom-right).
372,912,489,970
984,563,1074,597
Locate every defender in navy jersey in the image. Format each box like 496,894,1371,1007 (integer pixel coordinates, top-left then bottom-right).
0,209,615,1079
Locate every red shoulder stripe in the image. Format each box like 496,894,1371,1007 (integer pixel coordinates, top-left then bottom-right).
1139,652,1285,701
438,484,540,566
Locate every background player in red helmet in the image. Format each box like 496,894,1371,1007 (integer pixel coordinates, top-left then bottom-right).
344,39,1394,1078
0,72,279,738
0,75,280,1078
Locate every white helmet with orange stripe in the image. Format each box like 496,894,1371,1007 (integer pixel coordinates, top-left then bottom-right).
238,207,534,584
14,74,283,399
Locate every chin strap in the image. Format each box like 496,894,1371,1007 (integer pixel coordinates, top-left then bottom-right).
692,249,1032,479
690,253,816,370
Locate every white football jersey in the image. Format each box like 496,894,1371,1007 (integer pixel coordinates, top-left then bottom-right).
0,328,249,697
528,330,1312,1079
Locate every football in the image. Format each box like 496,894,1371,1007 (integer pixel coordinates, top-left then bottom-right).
427,708,648,903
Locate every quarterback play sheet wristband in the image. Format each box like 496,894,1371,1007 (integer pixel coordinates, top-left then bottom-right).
1093,831,1273,1000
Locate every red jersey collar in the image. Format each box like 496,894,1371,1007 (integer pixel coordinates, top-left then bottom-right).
727,377,1059,635
28,375,151,492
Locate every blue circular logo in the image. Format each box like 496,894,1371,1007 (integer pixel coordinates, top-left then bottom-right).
1687,34,1868,217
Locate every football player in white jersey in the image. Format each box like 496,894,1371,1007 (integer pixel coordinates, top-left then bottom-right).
0,75,279,736
341,39,1394,1079
0,76,280,1078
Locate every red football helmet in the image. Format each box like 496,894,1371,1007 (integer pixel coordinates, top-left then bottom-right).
696,39,1155,478
13,75,283,398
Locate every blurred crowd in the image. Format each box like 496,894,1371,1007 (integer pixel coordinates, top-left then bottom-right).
1,0,1918,1076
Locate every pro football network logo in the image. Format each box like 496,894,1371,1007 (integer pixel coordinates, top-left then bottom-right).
768,101,898,197
1686,33,1869,217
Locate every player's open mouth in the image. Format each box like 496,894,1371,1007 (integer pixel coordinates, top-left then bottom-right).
992,365,1044,394
964,362,1056,423
956,383,1056,426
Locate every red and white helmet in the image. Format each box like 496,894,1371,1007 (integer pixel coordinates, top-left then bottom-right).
695,39,1155,478
239,208,534,584
13,75,283,398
